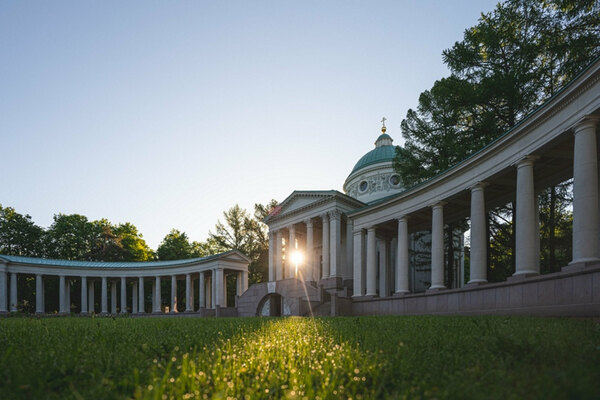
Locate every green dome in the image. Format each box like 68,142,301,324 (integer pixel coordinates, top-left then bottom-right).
350,144,396,174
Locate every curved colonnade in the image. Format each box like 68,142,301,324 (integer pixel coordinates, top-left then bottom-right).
0,250,250,315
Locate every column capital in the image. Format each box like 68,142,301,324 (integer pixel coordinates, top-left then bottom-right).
288,223,296,232
397,215,410,223
329,209,342,220
275,230,283,238
320,212,330,221
430,201,446,210
469,181,489,192
514,155,539,169
367,226,376,233
573,116,600,134
303,217,313,226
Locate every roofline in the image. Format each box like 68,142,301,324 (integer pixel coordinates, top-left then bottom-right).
349,54,600,218
0,249,251,269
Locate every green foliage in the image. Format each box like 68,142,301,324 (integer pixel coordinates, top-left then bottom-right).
0,205,44,257
0,317,598,399
156,229,194,260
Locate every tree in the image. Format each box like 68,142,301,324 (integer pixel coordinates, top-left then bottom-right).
0,205,44,257
157,229,193,260
44,214,97,260
114,223,155,261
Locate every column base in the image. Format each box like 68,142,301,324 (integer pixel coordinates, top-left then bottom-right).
79,312,89,316
152,310,162,314
99,311,109,316
393,290,410,297
363,293,378,298
564,258,600,271
184,309,194,313
427,286,446,292
507,272,538,282
35,311,45,315
465,280,488,287
58,312,69,316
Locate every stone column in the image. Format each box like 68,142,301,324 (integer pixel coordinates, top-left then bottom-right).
101,277,108,314
120,277,127,314
0,265,7,313
81,276,88,315
65,280,71,313
395,217,410,294
321,213,330,279
111,281,118,314
170,275,177,313
275,231,283,281
222,272,227,307
59,275,67,314
138,277,145,313
132,281,138,314
514,157,539,276
366,227,377,296
88,281,95,314
211,270,217,309
346,218,354,282
379,240,389,296
288,224,296,278
330,210,341,278
9,272,17,312
35,274,44,314
469,183,488,283
215,268,224,307
199,272,205,309
352,229,365,297
236,271,242,296
185,274,192,312
242,270,248,292
430,202,446,290
154,276,161,313
268,231,275,281
304,219,314,281
570,118,600,266
151,280,156,311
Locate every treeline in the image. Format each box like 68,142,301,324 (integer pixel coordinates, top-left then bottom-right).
394,0,599,280
0,200,277,284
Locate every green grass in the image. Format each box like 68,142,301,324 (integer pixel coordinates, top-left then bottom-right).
0,316,599,399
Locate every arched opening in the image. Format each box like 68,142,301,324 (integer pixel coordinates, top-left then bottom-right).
257,293,282,316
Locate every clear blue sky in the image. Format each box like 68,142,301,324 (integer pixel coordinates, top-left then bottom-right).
1,1,499,249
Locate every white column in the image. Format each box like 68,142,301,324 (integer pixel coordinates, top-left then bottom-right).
236,271,242,296
211,270,217,308
138,277,145,313
35,274,44,314
288,225,296,278
185,273,192,312
430,202,446,290
322,213,330,279
132,281,138,314
222,271,227,307
215,268,224,307
571,118,600,265
352,229,365,297
469,183,488,283
346,218,354,282
81,276,88,314
242,270,248,292
101,277,108,314
366,227,377,296
88,281,94,313
151,280,156,311
330,210,341,277
120,277,127,313
514,157,539,275
199,272,206,309
268,231,275,281
9,272,17,312
396,217,410,294
378,240,389,296
0,265,7,313
59,275,67,314
111,281,117,314
170,275,177,313
65,279,71,313
154,276,161,313
275,231,283,281
304,219,314,281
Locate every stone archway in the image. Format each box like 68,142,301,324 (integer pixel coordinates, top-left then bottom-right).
257,293,283,316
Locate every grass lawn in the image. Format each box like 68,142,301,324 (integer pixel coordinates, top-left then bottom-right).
0,316,599,399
